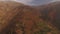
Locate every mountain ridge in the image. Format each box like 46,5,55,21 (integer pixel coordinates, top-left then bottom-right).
0,1,60,34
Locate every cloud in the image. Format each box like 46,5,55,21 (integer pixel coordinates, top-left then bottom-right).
15,0,33,4
53,0,60,1
0,0,60,6
51,0,60,2
0,0,15,1
28,0,52,5
15,0,53,6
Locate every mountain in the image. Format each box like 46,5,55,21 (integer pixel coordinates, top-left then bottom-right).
0,1,36,34
36,1,60,29
0,1,25,33
10,1,60,34
0,1,60,34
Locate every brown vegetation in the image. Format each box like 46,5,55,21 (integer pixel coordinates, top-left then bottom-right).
0,1,60,34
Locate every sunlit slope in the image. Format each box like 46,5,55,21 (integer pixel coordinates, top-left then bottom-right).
0,1,24,32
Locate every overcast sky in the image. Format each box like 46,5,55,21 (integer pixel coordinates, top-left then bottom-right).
0,0,60,6
15,0,60,6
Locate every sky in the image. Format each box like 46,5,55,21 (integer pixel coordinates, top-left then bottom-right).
0,0,60,6
15,0,52,5
15,0,60,6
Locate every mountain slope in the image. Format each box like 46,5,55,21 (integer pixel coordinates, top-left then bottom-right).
36,1,60,30
0,1,25,33
0,1,60,34
12,1,60,34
